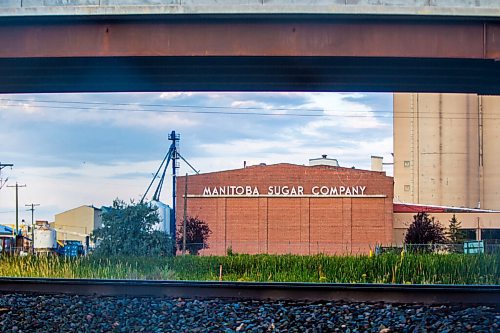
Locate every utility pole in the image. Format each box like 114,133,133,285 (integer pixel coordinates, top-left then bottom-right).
182,173,188,255
0,162,14,190
7,182,26,235
477,217,481,241
26,203,40,244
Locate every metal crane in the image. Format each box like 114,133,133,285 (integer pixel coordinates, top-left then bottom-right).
141,131,198,240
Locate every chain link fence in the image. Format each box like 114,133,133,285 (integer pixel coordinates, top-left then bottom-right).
177,241,500,256
2,240,499,256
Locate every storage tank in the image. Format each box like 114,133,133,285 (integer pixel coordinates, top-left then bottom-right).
481,95,500,209
394,93,481,208
33,221,57,253
151,200,171,234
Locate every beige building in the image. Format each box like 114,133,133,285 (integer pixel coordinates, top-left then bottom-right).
51,205,102,244
393,202,500,244
394,93,500,210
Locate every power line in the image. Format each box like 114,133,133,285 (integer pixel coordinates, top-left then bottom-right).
1,97,499,120
3,103,497,120
1,96,498,116
2,97,333,112
2,100,389,118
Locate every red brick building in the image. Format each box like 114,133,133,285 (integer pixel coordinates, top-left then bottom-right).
176,163,393,255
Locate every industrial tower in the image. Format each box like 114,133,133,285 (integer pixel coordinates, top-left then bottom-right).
141,131,198,247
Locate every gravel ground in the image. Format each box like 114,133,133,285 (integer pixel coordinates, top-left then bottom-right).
0,294,498,333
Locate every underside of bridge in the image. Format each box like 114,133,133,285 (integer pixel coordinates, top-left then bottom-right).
1,56,499,94
0,15,499,94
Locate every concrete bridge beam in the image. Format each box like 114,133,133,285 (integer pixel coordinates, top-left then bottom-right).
0,1,499,17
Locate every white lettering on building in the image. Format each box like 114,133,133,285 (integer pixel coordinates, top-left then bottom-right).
202,185,368,196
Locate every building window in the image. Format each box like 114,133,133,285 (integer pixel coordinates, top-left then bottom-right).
404,185,410,192
463,229,477,241
482,229,500,241
404,161,411,167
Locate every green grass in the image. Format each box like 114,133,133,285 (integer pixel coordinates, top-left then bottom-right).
0,253,498,284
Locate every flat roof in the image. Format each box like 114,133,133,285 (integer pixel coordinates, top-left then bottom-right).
394,202,500,213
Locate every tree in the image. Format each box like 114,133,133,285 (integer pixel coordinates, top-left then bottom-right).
177,216,211,255
91,199,173,256
404,212,446,245
447,214,466,244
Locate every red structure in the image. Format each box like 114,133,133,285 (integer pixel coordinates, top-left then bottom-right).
176,163,393,255
1,16,499,94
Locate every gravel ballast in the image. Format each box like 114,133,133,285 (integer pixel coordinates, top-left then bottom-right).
0,294,498,333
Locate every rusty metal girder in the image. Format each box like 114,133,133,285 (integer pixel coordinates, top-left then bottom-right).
0,278,498,305
486,23,500,59
0,16,499,94
0,17,498,60
0,56,499,94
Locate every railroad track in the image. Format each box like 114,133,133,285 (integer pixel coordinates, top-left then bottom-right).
0,278,498,305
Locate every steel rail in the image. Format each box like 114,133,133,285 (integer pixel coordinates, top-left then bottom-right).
0,278,498,305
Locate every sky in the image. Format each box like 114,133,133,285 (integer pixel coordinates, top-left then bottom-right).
0,92,393,225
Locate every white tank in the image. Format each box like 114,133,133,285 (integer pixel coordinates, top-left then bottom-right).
151,200,171,234
34,228,57,250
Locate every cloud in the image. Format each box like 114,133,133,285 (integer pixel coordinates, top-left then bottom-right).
159,92,194,100
190,93,392,169
297,93,387,138
1,99,198,130
0,160,163,224
193,135,392,175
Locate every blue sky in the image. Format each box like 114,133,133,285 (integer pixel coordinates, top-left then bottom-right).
0,92,393,224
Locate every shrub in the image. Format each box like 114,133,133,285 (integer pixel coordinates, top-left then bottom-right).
177,216,211,255
404,212,446,245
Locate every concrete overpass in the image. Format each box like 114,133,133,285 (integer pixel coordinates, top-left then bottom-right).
1,1,499,18
0,1,499,94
